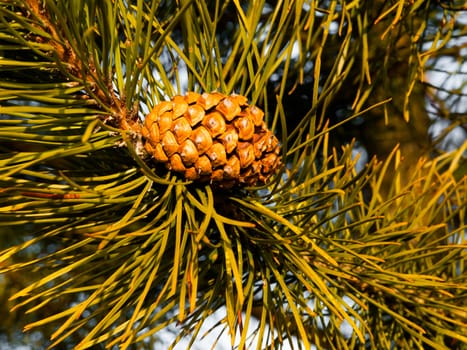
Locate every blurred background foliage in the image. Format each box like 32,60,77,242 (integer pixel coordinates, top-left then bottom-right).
0,0,466,349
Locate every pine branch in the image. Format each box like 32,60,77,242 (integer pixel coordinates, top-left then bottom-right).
0,1,465,349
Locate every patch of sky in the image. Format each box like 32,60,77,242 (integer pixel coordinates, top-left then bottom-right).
156,306,310,350
424,11,467,151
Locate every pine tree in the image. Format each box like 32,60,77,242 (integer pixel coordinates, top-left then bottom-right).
0,1,466,349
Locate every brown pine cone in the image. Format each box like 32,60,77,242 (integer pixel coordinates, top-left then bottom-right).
141,92,281,188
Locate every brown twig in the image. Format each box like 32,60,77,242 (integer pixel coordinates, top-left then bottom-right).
23,0,137,130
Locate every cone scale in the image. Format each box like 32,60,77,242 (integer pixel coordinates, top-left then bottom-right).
140,92,281,188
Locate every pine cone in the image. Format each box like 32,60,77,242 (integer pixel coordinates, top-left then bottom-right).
140,92,281,188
